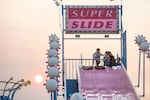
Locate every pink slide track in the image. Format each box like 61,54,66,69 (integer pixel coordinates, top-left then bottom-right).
79,67,139,100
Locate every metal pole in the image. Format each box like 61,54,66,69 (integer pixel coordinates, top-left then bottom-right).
120,2,123,65
137,50,141,87
62,5,64,86
54,91,57,100
61,5,66,99
51,92,53,100
142,52,145,97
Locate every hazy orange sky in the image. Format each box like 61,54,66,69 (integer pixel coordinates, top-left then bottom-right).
0,0,150,100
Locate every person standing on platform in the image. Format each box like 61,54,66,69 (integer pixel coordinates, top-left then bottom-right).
92,48,104,67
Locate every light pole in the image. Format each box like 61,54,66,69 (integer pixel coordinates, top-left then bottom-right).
135,35,150,97
11,80,31,100
8,79,24,98
2,77,13,96
45,34,60,100
139,41,149,97
135,35,146,87
0,78,31,100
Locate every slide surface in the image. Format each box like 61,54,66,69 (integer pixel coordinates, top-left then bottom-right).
79,66,139,100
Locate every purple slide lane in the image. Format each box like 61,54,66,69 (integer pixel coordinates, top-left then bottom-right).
79,67,140,100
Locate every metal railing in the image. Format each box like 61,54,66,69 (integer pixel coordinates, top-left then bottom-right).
64,58,94,79
64,58,121,80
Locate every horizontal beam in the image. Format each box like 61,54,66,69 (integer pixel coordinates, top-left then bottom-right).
64,38,121,40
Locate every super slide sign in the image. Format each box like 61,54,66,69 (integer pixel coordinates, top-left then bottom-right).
65,6,119,33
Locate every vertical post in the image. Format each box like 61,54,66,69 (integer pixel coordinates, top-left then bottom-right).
61,5,66,99
142,52,145,97
54,91,57,100
120,2,124,66
120,9,123,60
121,32,123,62
122,31,127,69
137,50,141,87
120,2,127,69
61,5,64,87
51,92,53,100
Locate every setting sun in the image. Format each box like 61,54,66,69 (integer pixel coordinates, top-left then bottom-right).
34,74,43,83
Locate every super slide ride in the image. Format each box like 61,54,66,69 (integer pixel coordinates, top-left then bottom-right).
77,65,140,100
